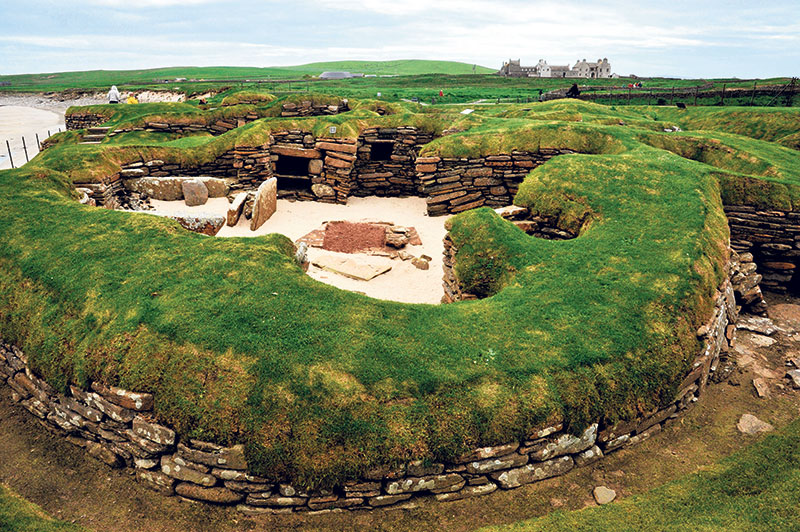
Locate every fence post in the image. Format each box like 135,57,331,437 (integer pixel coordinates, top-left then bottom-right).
36,133,41,151
6,140,14,169
721,83,726,106
22,136,29,163
787,77,797,107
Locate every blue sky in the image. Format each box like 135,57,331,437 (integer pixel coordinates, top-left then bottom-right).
0,0,798,78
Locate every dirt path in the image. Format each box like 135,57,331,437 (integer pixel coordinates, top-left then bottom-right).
1,296,799,532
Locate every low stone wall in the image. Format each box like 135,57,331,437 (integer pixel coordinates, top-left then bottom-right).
725,205,800,293
416,149,576,216
65,113,109,130
77,146,271,208
280,99,349,117
0,263,738,514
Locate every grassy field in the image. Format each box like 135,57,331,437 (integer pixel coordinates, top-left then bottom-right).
0,483,87,532
1,98,799,489
484,419,800,532
1,62,794,108
0,60,493,93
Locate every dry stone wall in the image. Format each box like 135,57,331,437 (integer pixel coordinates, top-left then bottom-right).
77,146,271,209
351,127,435,197
65,113,108,130
280,99,349,117
0,265,738,513
416,149,575,216
726,205,800,294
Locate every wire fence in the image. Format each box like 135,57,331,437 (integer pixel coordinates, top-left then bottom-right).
552,77,799,107
0,127,63,170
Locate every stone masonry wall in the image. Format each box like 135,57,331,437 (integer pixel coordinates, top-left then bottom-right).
0,268,737,514
416,149,576,216
65,113,108,130
351,127,435,198
77,146,271,208
725,205,800,294
269,132,358,204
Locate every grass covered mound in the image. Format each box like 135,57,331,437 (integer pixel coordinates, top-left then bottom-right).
484,419,800,532
0,483,87,532
1,99,799,489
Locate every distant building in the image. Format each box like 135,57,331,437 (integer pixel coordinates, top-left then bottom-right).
497,58,613,78
319,71,354,79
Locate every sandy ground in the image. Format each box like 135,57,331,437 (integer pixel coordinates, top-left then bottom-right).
148,196,452,304
0,105,66,170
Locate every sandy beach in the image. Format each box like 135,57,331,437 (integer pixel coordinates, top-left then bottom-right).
0,105,66,170
147,196,452,304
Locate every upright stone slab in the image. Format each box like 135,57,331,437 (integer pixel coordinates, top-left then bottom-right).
250,178,277,231
182,179,209,206
227,193,248,226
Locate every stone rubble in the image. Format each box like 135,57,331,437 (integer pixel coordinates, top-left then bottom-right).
737,414,774,435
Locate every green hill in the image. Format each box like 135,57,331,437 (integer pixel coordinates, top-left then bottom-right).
0,60,493,93
290,59,494,75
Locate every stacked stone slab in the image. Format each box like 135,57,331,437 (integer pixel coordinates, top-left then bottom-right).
726,205,800,293
65,113,109,130
0,260,738,513
351,127,435,197
268,132,359,204
729,249,768,315
66,112,261,138
77,147,271,209
416,149,576,216
280,99,349,117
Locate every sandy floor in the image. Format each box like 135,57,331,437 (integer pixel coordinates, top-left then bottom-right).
0,105,66,170
148,196,452,304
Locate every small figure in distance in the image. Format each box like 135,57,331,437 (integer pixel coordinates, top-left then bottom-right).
126,93,138,105
566,83,581,98
108,85,120,104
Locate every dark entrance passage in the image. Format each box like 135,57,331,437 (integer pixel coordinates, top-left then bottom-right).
275,155,310,177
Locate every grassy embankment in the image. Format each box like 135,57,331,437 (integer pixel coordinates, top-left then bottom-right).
0,483,87,532
485,419,800,532
1,99,799,489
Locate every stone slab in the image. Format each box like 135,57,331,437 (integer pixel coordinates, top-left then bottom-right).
312,255,391,281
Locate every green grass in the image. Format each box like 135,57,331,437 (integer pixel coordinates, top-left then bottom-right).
1,98,798,489
483,419,800,532
0,484,87,532
0,61,493,93
288,59,494,76
3,63,794,110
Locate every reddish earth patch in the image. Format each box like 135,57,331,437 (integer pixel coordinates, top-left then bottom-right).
322,221,387,253
298,221,423,255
